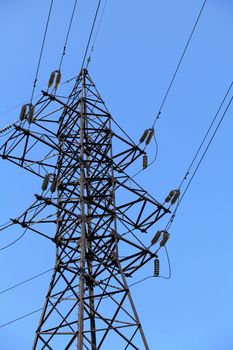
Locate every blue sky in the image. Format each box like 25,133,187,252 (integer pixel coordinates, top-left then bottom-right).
0,0,233,349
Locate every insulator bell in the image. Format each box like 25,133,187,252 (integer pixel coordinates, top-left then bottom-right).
55,71,61,90
171,189,180,204
160,231,170,247
154,258,160,277
0,124,13,134
151,230,162,246
50,175,58,193
41,173,51,191
145,128,154,145
48,71,56,88
139,129,149,143
143,154,148,169
28,104,35,124
165,190,174,203
19,104,27,121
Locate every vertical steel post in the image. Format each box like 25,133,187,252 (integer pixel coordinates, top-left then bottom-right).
77,68,87,349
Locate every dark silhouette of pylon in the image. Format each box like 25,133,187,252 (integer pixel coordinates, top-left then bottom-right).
0,69,169,349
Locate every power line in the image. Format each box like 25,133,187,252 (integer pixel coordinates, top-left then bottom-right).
0,222,13,233
159,246,172,280
128,276,154,288
1,1,78,118
0,247,171,329
30,0,54,103
0,228,27,251
152,0,207,129
134,1,207,182
0,221,11,229
81,0,102,69
179,95,233,205
0,195,47,251
179,81,233,189
0,307,44,329
0,0,106,119
0,0,107,123
86,0,109,68
129,246,172,286
0,101,30,118
58,0,79,71
0,70,83,120
128,133,159,181
165,82,233,231
0,268,53,296
0,128,14,138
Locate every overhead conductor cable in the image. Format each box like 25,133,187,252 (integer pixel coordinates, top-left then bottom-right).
81,0,102,69
30,0,54,103
152,0,208,129
58,0,79,71
136,0,208,179
165,81,233,232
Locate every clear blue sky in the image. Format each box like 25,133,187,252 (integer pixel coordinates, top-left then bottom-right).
0,0,233,349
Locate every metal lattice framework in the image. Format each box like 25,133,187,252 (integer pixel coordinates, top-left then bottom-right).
0,69,169,349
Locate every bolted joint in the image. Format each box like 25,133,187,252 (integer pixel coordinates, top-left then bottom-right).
81,68,88,76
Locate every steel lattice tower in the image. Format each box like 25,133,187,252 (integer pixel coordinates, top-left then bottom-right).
0,69,169,349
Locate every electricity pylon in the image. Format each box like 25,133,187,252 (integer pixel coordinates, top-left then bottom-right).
0,69,169,349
